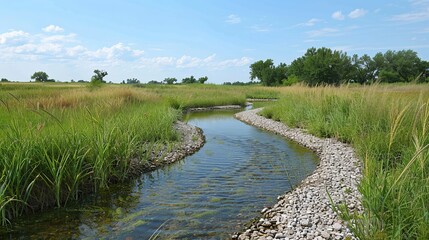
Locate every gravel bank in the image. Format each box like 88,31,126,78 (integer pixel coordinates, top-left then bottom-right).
186,105,242,112
233,108,363,240
130,121,205,174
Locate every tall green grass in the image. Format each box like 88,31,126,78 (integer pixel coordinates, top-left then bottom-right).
262,84,429,239
0,84,180,224
0,83,279,225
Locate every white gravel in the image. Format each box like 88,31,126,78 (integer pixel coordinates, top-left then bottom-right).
233,108,363,240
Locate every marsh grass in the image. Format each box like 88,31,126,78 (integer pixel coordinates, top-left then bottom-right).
0,83,278,225
262,84,429,239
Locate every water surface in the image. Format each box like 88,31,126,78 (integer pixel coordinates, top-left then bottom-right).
3,110,318,239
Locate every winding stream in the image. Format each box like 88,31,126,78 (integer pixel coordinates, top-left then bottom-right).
2,109,318,239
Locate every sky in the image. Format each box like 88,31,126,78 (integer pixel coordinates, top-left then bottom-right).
0,0,428,84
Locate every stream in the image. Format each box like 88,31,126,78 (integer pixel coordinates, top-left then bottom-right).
2,109,318,239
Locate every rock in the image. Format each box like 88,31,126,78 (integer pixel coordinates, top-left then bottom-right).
300,219,311,227
320,231,330,239
262,220,272,227
333,222,342,231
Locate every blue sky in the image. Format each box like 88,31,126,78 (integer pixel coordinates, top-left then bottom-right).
1,0,428,84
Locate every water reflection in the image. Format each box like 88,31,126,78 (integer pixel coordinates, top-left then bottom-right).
2,109,318,239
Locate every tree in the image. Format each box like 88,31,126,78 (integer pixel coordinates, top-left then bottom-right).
31,71,49,82
351,54,377,84
163,77,177,84
126,78,140,84
249,59,288,86
182,76,196,84
0,78,9,82
297,47,352,86
91,69,108,83
147,80,162,84
198,76,208,84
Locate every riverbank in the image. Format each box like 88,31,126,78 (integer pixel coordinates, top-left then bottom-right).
234,108,363,240
130,121,205,174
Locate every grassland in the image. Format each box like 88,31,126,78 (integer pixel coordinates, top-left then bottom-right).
0,82,278,225
2,82,428,239
262,84,429,239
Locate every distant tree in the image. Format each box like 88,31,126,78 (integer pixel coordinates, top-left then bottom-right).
121,80,126,84
250,59,287,86
297,47,353,86
350,54,378,84
223,82,232,85
198,76,208,84
126,78,140,84
31,71,49,82
163,77,177,84
46,79,56,82
384,50,422,82
91,69,108,83
1,78,9,82
147,80,162,84
182,76,197,84
77,80,88,83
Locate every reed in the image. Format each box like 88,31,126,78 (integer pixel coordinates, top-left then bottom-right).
262,84,429,239
0,83,279,225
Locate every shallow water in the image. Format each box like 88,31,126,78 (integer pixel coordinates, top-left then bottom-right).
2,110,318,239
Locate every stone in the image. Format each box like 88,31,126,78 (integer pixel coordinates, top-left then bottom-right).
333,222,342,231
320,231,330,239
300,219,311,227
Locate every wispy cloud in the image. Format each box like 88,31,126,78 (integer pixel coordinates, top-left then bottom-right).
138,54,251,69
391,0,429,22
226,14,241,24
332,11,345,20
391,8,429,22
42,25,64,33
307,28,339,37
296,18,322,27
348,9,368,19
251,24,272,32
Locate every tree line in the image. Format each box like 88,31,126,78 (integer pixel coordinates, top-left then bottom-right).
15,70,209,85
250,47,429,86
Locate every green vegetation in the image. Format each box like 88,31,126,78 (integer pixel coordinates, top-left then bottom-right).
251,47,429,86
90,69,108,84
261,84,429,239
0,82,276,225
31,71,49,82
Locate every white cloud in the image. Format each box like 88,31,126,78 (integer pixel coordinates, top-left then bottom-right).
410,0,429,6
80,43,144,64
217,57,252,67
251,24,272,32
391,8,429,22
391,0,429,22
297,18,322,27
137,54,251,69
42,25,64,33
307,28,339,37
348,9,368,19
41,33,77,43
0,30,29,44
66,45,87,57
332,11,345,20
132,49,145,56
176,55,206,68
226,14,241,24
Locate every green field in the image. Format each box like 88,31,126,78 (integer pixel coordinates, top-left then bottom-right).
0,82,277,225
262,84,429,239
1,82,429,239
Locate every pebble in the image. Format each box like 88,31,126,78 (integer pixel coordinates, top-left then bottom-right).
233,109,362,240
